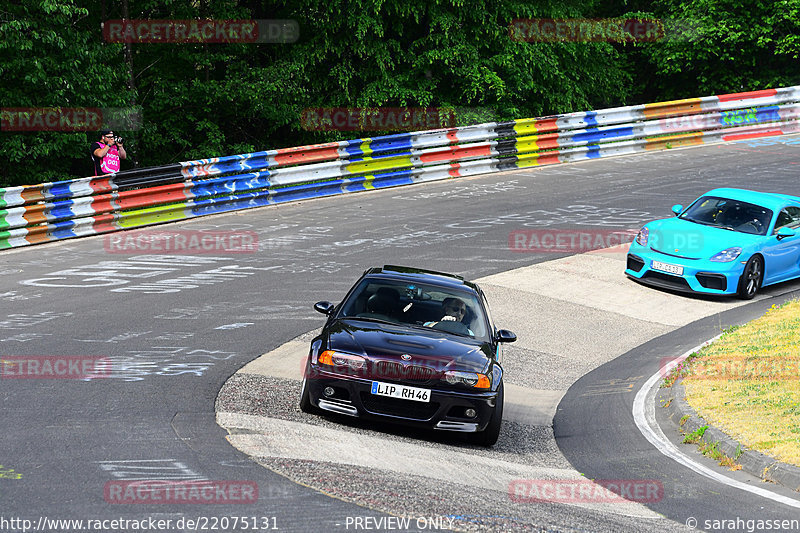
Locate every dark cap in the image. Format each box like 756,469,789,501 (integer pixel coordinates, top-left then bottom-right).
99,129,113,137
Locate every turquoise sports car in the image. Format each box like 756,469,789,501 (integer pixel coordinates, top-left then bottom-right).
626,188,800,299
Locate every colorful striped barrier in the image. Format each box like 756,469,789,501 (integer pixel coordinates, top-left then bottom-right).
2,86,799,250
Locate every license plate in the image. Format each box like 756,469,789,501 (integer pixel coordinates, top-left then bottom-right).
371,381,430,403
651,260,684,275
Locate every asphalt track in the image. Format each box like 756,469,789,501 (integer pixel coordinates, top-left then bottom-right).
1,134,800,532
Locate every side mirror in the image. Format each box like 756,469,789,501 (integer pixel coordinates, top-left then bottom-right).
671,204,683,216
496,329,517,343
313,301,335,315
777,227,796,240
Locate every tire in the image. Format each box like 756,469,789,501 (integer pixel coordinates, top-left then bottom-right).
299,363,316,414
737,255,763,300
470,382,504,447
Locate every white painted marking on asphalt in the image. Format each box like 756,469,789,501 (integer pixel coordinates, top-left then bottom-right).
633,339,800,508
215,323,254,330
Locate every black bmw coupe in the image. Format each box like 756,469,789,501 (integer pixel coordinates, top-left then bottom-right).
300,265,516,446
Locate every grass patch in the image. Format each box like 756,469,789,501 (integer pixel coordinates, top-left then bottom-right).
683,425,707,444
680,299,800,467
680,426,742,470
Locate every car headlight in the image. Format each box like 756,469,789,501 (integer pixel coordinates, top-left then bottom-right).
310,340,322,364
709,247,742,262
318,350,367,373
443,370,491,389
635,226,649,246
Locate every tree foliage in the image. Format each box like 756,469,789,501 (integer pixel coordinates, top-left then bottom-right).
1,0,798,187
627,0,800,100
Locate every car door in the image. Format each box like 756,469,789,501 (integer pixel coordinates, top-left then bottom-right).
760,205,800,284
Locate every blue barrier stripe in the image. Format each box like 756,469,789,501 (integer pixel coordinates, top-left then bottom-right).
583,111,598,128
195,155,273,175
49,218,79,239
47,182,75,199
585,145,602,159
572,126,635,144
49,199,79,221
188,170,274,198
187,168,418,217
365,133,414,153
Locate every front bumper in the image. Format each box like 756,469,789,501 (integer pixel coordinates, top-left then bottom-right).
624,245,746,295
306,368,499,433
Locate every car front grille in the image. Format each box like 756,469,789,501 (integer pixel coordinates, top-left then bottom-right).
360,392,440,421
642,270,692,290
372,361,437,385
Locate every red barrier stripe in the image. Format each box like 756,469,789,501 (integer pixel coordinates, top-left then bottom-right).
446,129,460,144
89,176,114,194
448,162,461,177
420,144,493,163
717,88,777,102
115,183,189,210
92,213,119,234
722,128,783,141
535,118,559,133
535,133,560,150
274,146,341,166
538,151,561,165
90,195,118,216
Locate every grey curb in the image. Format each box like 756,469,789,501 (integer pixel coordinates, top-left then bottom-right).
658,381,800,492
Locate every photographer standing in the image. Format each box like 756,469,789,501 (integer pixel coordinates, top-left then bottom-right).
91,129,127,175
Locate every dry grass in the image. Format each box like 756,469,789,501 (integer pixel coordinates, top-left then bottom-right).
681,299,800,467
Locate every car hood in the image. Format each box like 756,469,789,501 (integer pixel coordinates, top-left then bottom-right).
645,217,762,259
325,318,492,373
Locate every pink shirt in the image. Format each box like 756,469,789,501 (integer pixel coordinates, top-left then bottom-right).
92,142,121,174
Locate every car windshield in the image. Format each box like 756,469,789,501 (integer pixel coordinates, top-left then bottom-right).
338,278,490,340
679,196,772,236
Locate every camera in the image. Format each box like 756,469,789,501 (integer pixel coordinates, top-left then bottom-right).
114,136,124,145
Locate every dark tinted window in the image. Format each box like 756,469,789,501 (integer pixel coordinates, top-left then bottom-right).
679,196,772,235
338,279,489,339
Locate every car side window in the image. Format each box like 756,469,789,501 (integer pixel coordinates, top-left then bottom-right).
773,207,800,234
788,207,800,228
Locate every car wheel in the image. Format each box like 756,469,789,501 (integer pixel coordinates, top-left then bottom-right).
299,364,316,414
737,255,763,300
470,382,504,447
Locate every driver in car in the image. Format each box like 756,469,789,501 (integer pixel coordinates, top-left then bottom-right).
425,297,474,335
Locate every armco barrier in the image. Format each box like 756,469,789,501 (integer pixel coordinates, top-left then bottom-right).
2,86,799,249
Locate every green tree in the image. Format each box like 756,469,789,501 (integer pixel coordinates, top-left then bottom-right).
2,0,636,187
629,0,800,99
0,0,132,187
